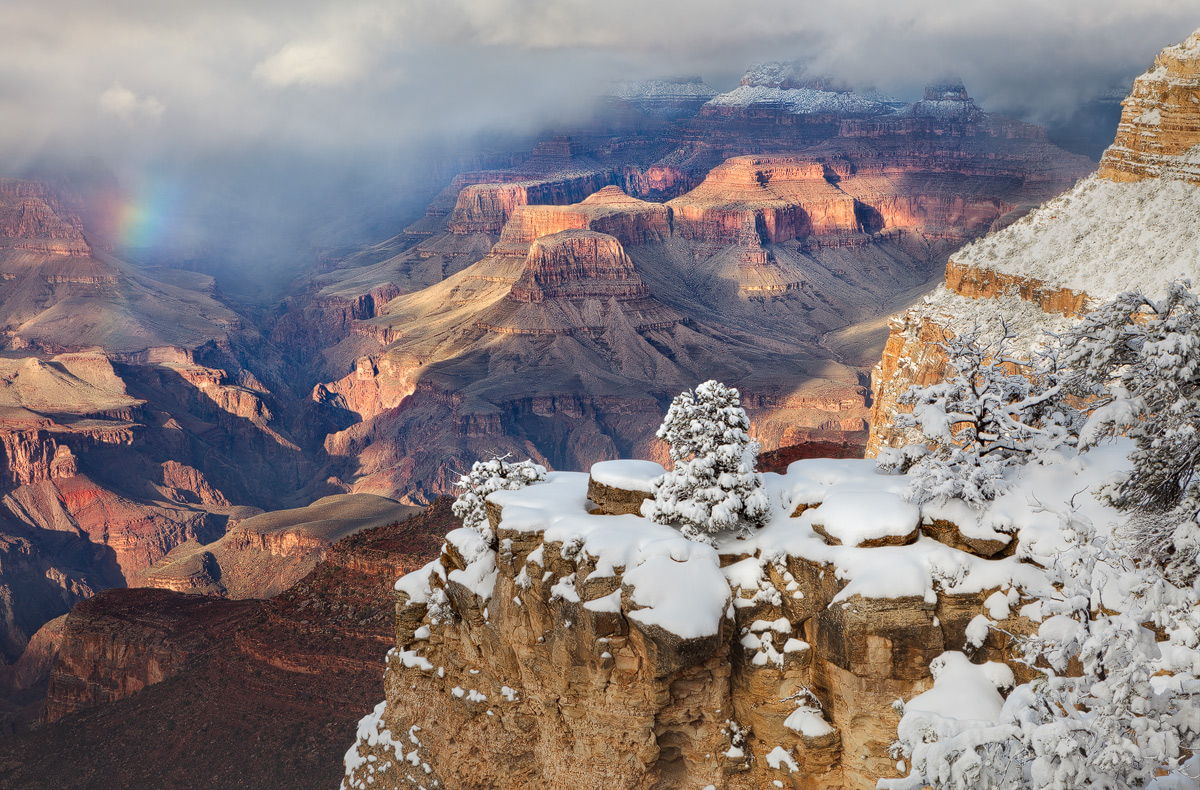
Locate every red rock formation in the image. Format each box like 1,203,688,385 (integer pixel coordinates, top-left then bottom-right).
510,230,650,302
0,181,92,258
493,186,672,256
446,171,618,235
669,156,860,245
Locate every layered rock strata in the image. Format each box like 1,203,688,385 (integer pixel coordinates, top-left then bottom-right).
867,28,1200,455
1098,29,1200,183
344,459,1049,789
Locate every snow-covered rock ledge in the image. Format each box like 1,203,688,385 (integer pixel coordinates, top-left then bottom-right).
341,444,1159,790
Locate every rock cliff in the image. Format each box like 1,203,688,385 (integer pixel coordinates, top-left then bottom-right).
867,28,1200,455
343,458,1062,789
1097,29,1200,183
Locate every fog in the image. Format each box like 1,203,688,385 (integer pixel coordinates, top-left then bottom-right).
3,0,1196,298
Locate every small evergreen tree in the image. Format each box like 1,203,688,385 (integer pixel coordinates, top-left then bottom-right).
452,454,546,545
642,380,771,545
1060,280,1200,587
878,325,1077,507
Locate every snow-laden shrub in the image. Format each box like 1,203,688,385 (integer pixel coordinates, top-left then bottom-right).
1060,281,1200,587
883,506,1200,790
452,455,546,544
878,325,1077,508
642,380,770,545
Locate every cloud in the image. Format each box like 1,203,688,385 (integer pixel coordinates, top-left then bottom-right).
254,40,366,87
2,0,1196,163
1,0,1197,291
98,82,165,123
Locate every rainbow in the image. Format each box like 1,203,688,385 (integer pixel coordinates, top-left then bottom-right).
112,177,181,250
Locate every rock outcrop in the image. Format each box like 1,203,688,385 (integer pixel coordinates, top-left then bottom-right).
668,156,860,245
1098,29,1200,183
867,28,1200,455
139,493,419,598
343,461,1046,790
447,171,618,235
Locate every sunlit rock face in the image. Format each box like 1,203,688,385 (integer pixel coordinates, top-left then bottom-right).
1098,29,1200,184
302,85,1091,506
344,460,1057,790
868,28,1200,456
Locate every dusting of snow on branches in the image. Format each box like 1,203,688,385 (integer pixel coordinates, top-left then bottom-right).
452,455,546,545
642,380,770,545
883,505,1200,790
1060,280,1200,587
878,324,1077,508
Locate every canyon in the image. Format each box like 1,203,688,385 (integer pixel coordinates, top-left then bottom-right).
0,53,1111,785
298,74,1090,507
343,32,1200,789
0,499,452,788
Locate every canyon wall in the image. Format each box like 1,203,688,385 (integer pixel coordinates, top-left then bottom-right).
867,29,1200,456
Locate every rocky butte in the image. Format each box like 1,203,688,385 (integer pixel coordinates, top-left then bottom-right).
342,444,1164,789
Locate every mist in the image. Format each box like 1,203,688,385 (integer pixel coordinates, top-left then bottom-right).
4,0,1196,298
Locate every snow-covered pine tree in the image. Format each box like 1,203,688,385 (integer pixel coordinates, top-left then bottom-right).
452,455,546,545
642,380,770,545
877,324,1076,507
1060,280,1200,587
883,506,1200,790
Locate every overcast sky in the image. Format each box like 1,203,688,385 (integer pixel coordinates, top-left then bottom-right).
4,0,1197,168
2,1,1196,294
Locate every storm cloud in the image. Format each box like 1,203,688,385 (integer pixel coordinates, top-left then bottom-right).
2,1,1195,294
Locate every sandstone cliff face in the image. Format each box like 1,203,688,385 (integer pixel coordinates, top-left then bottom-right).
344,466,1037,790
866,29,1200,456
447,171,618,235
1098,29,1200,183
493,186,673,256
669,156,860,245
0,181,91,258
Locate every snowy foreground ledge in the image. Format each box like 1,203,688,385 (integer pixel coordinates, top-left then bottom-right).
342,442,1198,790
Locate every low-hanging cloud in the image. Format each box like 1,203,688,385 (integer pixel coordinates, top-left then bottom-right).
3,0,1196,165
1,0,1196,294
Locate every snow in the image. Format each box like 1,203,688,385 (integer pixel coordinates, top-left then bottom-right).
897,99,980,120
805,489,919,546
445,528,498,602
588,459,665,493
705,85,895,117
784,707,834,737
490,472,730,639
765,746,799,772
783,458,910,510
901,652,1008,724
341,701,412,790
607,78,718,101
953,173,1200,302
